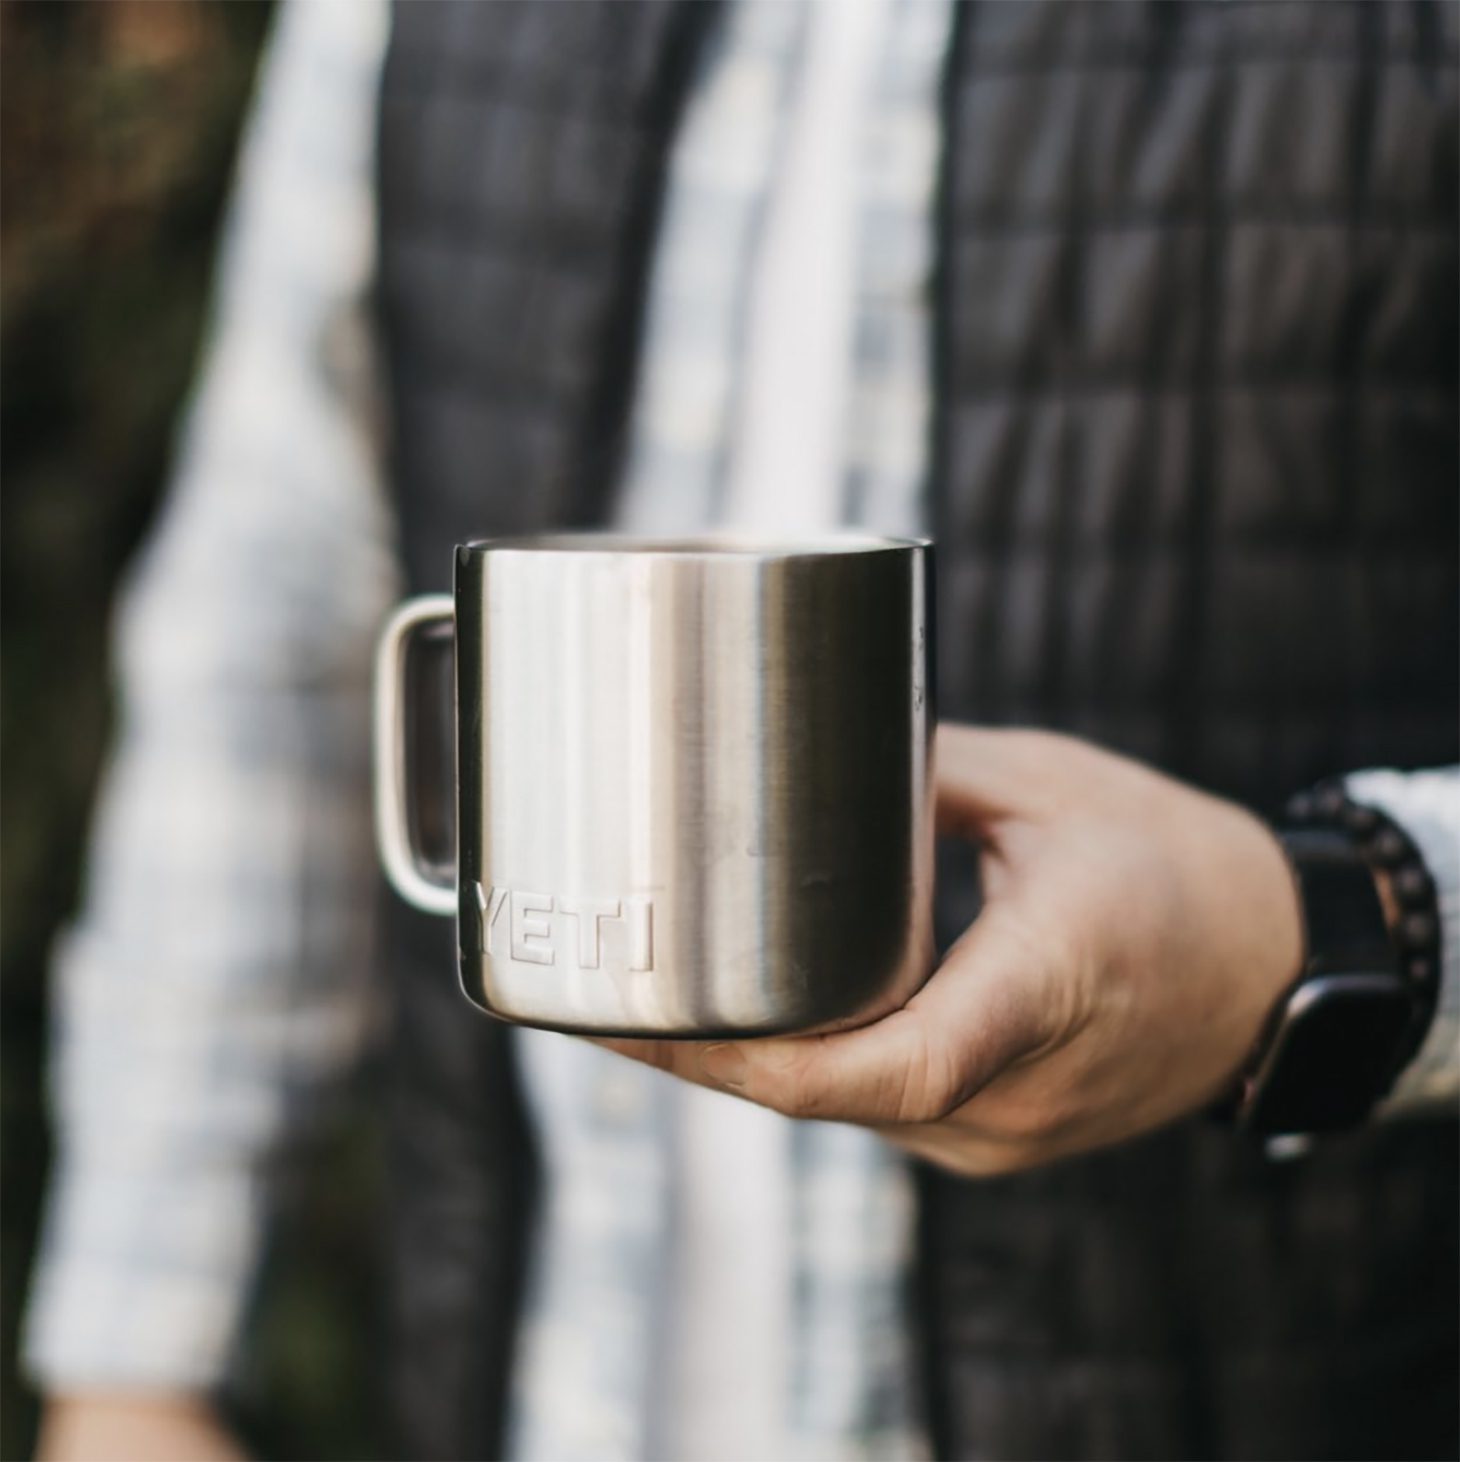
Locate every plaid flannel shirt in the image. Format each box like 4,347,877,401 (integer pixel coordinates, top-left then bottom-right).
25,0,1460,1433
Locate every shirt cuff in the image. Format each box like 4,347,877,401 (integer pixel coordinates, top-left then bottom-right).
1344,768,1460,1115
23,1156,263,1393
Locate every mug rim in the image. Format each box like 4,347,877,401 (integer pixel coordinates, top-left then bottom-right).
457,530,928,561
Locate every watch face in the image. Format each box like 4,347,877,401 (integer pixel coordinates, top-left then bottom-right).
1244,974,1415,1135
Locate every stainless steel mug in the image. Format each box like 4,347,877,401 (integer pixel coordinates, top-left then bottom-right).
374,533,935,1037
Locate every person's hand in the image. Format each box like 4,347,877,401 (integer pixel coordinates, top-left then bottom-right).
601,725,1305,1176
36,1393,244,1462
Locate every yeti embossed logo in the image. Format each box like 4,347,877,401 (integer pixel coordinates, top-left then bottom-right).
468,882,654,972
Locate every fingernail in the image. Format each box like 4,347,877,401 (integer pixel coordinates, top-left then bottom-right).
699,1042,748,1089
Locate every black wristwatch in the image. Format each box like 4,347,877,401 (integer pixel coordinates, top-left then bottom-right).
1225,787,1442,1138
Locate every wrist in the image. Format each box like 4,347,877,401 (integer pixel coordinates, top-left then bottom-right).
1218,784,1441,1137
1283,784,1443,1049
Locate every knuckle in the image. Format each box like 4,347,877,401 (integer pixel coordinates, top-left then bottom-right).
897,1069,960,1124
892,1029,967,1125
764,1049,832,1119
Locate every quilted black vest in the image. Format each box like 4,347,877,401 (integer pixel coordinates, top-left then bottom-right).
375,4,1459,1457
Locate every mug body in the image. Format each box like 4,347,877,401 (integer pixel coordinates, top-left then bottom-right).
454,533,934,1036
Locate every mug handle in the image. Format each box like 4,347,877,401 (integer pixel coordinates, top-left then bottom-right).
373,593,458,916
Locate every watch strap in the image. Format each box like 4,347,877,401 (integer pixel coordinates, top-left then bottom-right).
1238,828,1404,1134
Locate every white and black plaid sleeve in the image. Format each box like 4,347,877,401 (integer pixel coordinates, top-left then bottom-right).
23,0,395,1390
1346,768,1460,1114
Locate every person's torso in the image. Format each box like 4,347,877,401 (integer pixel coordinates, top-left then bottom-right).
374,4,1459,1457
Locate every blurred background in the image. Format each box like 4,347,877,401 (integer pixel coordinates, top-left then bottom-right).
2,5,376,1455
